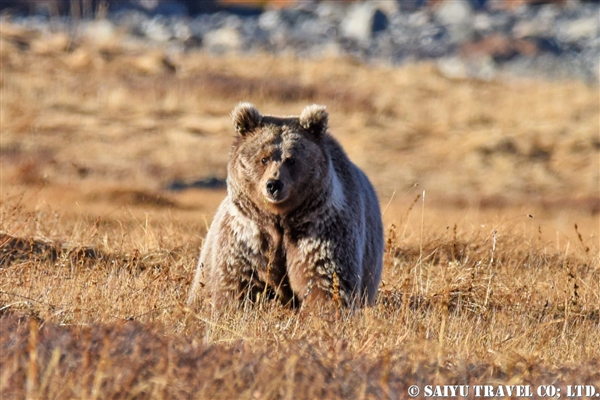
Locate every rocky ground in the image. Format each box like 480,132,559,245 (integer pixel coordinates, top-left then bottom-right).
3,0,599,82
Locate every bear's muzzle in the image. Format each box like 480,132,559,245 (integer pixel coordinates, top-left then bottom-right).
266,179,284,200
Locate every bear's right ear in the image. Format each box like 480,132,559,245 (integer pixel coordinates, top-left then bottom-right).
231,102,261,136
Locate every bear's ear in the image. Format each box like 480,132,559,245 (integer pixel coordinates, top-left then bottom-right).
231,102,261,136
299,104,328,137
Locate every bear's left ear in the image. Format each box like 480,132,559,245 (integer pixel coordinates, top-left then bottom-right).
299,104,328,137
231,102,262,136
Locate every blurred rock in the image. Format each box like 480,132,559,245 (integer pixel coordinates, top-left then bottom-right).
340,2,389,45
142,16,173,42
203,27,242,53
315,1,346,24
171,19,192,42
561,16,598,43
258,9,281,31
81,19,117,45
1,0,599,83
437,56,497,80
109,9,148,37
513,17,551,39
433,0,474,43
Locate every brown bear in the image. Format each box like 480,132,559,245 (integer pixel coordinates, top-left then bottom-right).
187,103,383,308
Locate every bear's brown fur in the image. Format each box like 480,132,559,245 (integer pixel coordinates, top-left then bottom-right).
187,103,383,308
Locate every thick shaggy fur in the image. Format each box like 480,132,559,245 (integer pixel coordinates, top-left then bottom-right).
188,103,383,308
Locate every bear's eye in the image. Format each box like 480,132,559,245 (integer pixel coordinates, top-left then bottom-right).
261,157,269,165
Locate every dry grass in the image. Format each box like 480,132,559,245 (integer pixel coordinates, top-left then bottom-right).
1,21,599,398
1,195,599,398
1,22,598,200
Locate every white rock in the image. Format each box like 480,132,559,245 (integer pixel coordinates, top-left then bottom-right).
82,19,117,45
143,19,172,42
258,10,281,31
437,56,469,79
203,27,241,53
434,0,474,43
473,12,492,33
340,2,388,45
172,20,191,42
437,56,496,81
563,17,599,42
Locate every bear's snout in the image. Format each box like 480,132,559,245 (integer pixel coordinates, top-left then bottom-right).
266,179,284,199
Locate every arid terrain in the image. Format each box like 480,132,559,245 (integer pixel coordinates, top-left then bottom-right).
1,21,599,398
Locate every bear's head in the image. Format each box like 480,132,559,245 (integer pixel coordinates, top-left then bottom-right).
228,102,330,215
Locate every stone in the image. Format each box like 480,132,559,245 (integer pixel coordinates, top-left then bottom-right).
561,16,598,43
434,0,474,43
81,19,117,46
340,2,389,45
437,56,497,81
203,27,242,53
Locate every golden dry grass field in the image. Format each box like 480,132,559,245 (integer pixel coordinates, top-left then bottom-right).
1,22,599,398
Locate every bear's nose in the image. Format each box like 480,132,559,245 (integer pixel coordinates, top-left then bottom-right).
266,180,283,197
